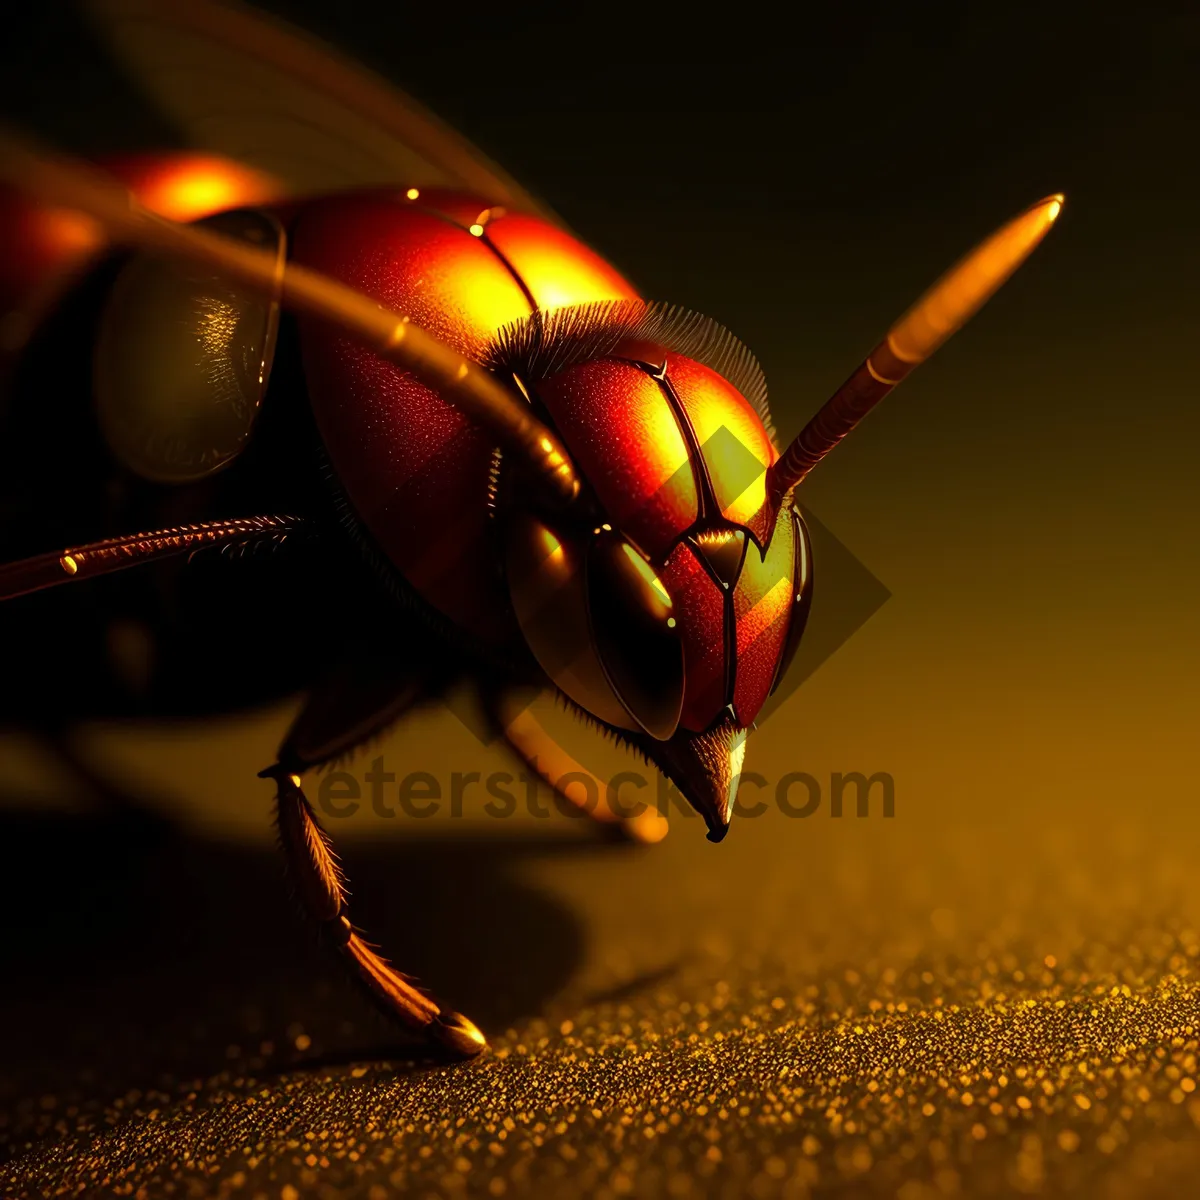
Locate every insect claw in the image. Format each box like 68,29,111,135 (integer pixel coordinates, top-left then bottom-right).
429,1009,487,1059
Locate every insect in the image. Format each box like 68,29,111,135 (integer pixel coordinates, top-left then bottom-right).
0,0,1061,1058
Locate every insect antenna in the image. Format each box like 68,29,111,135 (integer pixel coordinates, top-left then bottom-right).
767,194,1064,504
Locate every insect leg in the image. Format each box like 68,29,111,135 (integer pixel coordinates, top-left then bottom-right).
261,656,485,1059
486,689,669,845
263,767,484,1058
0,514,309,602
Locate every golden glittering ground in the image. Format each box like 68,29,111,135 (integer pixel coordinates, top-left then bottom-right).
3,730,1200,1199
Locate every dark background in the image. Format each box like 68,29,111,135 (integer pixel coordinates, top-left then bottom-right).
1,3,1199,1196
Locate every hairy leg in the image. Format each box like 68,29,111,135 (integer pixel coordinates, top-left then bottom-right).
262,654,485,1058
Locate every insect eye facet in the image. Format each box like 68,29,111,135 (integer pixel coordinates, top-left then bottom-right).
586,532,684,741
769,507,814,695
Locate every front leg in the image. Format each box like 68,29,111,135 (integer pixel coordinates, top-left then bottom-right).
488,688,669,845
261,657,485,1059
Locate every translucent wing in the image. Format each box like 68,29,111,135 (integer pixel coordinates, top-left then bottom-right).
83,0,555,218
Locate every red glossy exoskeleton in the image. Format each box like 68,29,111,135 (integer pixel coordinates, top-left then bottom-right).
0,0,1062,1057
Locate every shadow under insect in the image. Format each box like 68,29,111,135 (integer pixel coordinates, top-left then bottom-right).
0,800,612,1119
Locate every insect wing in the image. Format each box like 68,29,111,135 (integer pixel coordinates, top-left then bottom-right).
83,0,555,217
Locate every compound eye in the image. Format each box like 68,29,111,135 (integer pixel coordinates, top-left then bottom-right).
586,532,684,741
505,511,639,732
769,507,814,695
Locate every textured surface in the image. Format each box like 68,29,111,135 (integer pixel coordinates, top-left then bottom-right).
292,190,636,646
3,734,1200,1199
